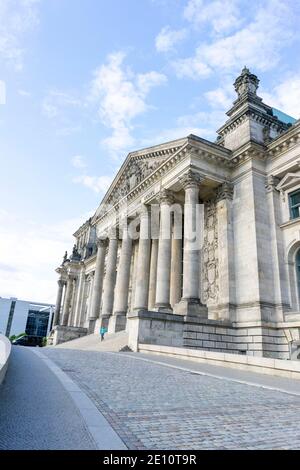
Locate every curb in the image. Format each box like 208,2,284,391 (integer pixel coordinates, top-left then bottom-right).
30,348,127,450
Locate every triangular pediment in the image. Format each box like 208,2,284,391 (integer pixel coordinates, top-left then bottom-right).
276,172,300,191
92,137,188,222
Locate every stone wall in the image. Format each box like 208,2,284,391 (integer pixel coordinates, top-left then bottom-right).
184,321,291,359
49,325,88,346
128,310,299,360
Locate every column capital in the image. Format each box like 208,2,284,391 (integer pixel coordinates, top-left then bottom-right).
179,170,203,190
216,182,234,201
107,226,119,239
96,237,108,248
158,189,174,205
265,175,280,193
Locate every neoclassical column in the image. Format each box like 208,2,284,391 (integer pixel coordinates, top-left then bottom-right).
73,263,86,327
216,182,235,321
101,231,119,326
170,213,183,308
134,205,151,311
88,238,108,332
68,277,77,326
155,189,174,312
53,279,65,326
148,239,159,310
109,225,133,333
61,275,75,326
174,170,207,317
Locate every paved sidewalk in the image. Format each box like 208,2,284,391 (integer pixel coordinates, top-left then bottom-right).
130,352,300,396
0,347,97,450
43,348,300,450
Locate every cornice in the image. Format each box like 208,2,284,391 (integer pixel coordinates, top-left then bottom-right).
267,122,300,159
99,139,186,208
229,142,267,167
217,105,289,137
93,139,232,225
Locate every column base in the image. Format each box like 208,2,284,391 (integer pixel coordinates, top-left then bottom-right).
108,313,127,334
86,318,97,334
173,298,208,317
155,303,173,313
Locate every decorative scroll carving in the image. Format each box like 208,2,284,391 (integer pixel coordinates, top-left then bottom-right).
265,175,280,193
216,182,234,201
179,170,203,189
158,189,175,205
202,200,219,303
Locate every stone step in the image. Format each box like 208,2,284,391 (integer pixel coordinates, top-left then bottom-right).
53,330,129,352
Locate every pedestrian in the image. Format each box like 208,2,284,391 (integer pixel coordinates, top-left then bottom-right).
100,326,106,341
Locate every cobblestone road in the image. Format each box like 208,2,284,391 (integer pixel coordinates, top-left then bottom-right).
43,349,300,450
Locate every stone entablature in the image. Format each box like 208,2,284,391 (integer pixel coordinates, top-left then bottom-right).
52,67,300,360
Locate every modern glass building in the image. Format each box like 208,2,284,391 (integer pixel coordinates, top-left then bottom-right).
0,298,54,338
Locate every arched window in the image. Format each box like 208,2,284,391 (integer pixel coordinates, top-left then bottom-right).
296,249,300,304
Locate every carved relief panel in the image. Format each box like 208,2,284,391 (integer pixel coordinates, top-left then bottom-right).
202,199,219,304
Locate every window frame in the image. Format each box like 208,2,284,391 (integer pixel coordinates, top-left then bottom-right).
289,188,300,220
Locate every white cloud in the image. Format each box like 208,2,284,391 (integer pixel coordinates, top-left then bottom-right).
141,110,225,146
184,0,242,35
204,84,235,110
0,0,40,70
175,0,296,79
261,74,300,119
42,90,81,118
71,155,87,169
172,56,211,79
0,210,93,304
155,26,187,52
73,174,113,194
17,89,31,97
89,51,167,159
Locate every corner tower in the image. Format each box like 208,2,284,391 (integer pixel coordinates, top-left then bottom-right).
217,67,290,151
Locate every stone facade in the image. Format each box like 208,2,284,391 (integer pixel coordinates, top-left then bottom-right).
50,67,300,360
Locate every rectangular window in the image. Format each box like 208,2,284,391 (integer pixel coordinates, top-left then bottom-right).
289,190,300,219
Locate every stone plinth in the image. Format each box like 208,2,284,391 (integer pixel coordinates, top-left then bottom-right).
49,325,88,346
127,310,184,352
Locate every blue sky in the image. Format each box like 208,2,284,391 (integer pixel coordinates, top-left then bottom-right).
0,0,300,303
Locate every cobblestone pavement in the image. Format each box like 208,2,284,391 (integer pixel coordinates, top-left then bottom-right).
43,348,300,450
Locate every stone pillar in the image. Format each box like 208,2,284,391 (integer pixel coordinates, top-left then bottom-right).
266,176,288,319
216,182,235,321
134,206,151,311
148,239,159,310
53,279,65,326
61,275,75,326
109,227,133,333
174,170,207,317
73,263,86,327
88,238,108,333
68,277,77,326
170,216,182,308
101,232,118,327
155,190,174,312
130,242,139,311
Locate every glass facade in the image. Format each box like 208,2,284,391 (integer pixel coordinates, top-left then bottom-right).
25,310,49,337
